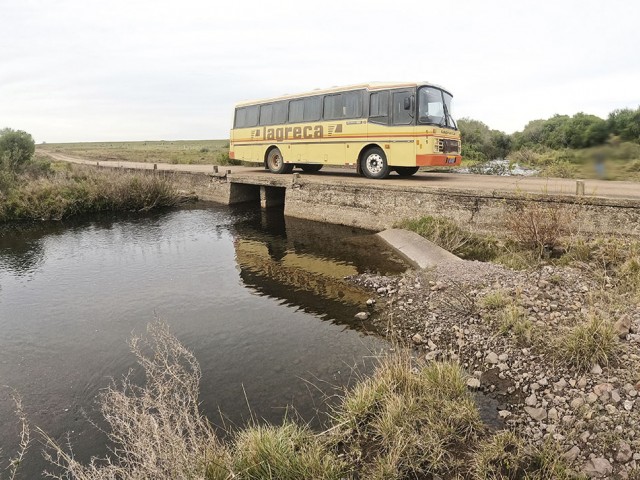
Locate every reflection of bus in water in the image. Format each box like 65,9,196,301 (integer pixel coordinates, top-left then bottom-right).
231,213,406,327
230,82,462,179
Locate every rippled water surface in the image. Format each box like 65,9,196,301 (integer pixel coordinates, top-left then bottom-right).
0,204,406,478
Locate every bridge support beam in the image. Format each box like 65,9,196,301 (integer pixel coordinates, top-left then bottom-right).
260,186,286,209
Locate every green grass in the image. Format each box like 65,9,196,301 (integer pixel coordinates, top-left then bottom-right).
39,139,233,165
397,215,500,261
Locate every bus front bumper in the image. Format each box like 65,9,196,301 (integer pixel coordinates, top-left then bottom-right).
416,154,462,167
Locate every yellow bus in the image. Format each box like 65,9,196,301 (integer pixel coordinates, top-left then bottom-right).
229,82,462,179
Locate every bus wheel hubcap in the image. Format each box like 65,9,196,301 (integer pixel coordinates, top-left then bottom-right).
366,154,383,174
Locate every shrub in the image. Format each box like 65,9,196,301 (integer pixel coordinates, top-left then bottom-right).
0,128,36,171
42,321,229,479
504,200,575,257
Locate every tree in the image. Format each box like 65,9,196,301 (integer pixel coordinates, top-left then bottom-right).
458,118,511,161
608,108,640,143
0,128,36,171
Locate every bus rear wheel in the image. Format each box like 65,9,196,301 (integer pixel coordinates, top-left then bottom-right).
266,148,292,174
300,164,322,173
395,166,420,177
361,147,390,179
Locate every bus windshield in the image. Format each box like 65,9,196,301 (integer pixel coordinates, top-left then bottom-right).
418,87,456,129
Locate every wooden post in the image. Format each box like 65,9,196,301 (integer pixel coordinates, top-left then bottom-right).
576,180,585,196
214,165,219,173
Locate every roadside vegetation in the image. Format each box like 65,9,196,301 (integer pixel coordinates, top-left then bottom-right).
7,321,578,479
38,139,242,166
0,129,190,223
458,106,640,180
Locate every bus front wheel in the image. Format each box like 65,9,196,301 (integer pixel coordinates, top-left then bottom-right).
361,148,390,179
266,148,293,174
395,166,420,177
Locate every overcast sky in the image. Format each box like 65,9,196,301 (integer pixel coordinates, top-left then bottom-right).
1,0,639,143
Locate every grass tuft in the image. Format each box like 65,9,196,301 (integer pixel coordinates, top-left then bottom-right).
472,431,577,479
331,354,483,478
232,422,347,480
557,315,619,371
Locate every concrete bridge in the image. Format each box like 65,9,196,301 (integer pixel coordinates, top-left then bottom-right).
40,151,640,236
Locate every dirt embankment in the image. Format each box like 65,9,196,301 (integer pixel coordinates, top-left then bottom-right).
352,260,640,479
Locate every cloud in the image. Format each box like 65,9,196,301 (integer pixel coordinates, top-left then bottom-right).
1,0,639,142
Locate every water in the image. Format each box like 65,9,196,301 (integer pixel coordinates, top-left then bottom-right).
0,204,406,478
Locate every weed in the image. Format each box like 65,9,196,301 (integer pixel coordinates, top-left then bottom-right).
480,290,509,310
42,321,229,479
0,391,30,480
498,304,534,345
0,165,186,223
557,314,619,371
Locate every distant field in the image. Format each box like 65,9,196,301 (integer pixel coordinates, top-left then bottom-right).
39,140,232,165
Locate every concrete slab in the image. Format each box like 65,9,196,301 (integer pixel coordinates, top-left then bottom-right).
377,229,461,269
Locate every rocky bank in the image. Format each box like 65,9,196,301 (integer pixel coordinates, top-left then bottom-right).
352,260,640,479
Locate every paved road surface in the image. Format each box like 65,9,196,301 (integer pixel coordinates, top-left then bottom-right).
40,151,640,201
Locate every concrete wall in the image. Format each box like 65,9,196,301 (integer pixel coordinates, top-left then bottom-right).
164,170,640,237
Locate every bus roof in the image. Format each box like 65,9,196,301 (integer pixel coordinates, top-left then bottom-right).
234,82,452,107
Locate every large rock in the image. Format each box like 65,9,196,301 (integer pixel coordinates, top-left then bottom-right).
524,406,547,421
614,314,632,338
616,441,633,463
582,457,613,478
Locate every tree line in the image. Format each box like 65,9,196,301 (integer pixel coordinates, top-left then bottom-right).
459,107,640,162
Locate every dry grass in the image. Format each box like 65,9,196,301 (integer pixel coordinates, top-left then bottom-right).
330,354,483,478
36,321,589,479
472,431,577,479
504,199,578,257
397,215,499,261
39,140,231,165
0,391,30,480
556,314,619,371
231,422,347,480
42,321,228,480
0,164,187,222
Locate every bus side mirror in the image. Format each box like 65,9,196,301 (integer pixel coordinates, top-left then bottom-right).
403,96,415,117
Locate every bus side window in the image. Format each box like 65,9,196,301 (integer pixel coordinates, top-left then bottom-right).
392,91,413,126
369,92,389,125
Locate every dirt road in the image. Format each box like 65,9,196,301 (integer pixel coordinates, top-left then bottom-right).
40,151,640,201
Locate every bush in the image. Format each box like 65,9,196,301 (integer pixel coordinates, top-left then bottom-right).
0,128,35,171
504,200,576,257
